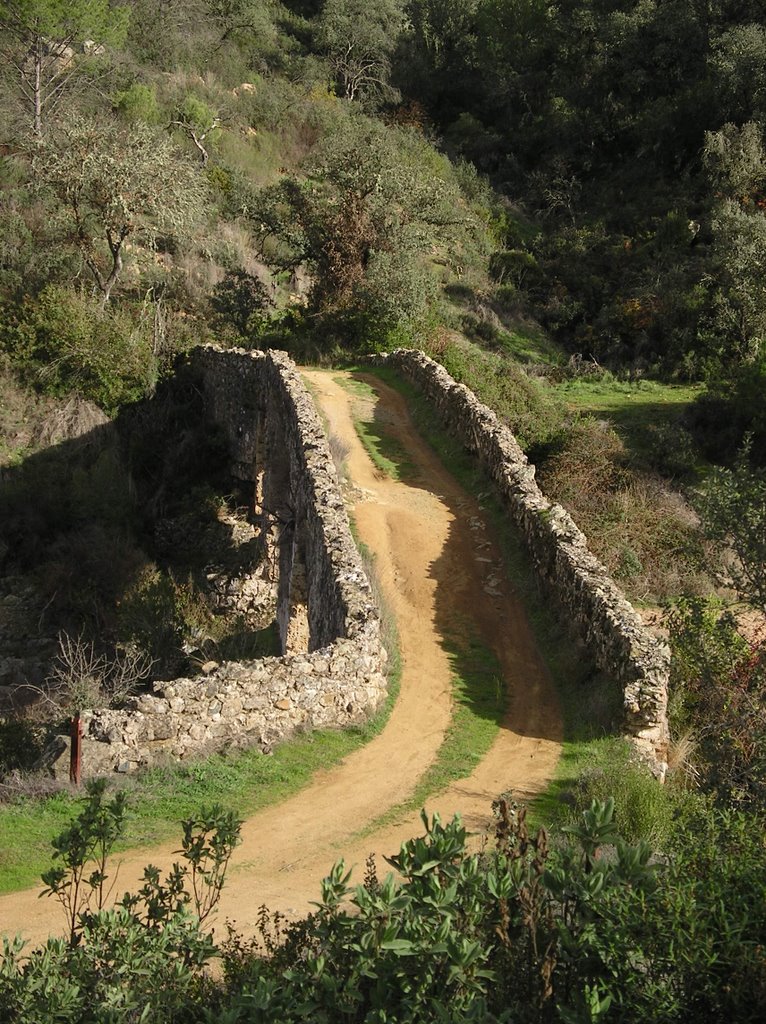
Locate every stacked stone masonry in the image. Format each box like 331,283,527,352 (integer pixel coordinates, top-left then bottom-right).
71,347,388,777
379,349,670,773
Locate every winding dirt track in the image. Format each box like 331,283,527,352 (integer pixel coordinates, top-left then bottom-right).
0,370,561,946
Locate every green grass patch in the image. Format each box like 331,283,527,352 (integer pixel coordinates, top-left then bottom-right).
359,630,505,836
215,128,284,189
333,374,415,481
495,327,566,367
556,376,701,415
535,734,693,851
409,634,504,807
554,376,704,469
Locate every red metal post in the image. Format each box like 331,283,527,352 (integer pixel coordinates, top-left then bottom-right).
69,712,82,786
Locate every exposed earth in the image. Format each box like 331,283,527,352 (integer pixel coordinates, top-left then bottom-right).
0,369,562,945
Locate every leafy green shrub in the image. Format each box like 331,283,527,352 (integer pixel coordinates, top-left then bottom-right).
1,287,156,413
566,738,681,847
689,355,766,465
0,781,241,1023
489,248,540,288
250,114,490,353
218,802,663,1024
641,421,699,478
669,596,766,807
218,800,766,1023
430,336,565,449
117,567,214,679
211,269,273,344
658,799,766,1021
3,796,766,1022
0,719,44,774
113,83,161,124
694,440,766,611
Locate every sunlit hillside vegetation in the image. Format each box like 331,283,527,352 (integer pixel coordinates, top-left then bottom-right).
1,3,766,1019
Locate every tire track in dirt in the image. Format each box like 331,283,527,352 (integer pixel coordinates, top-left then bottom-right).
0,369,561,946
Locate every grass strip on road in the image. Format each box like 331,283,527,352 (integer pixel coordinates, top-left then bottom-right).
356,365,627,832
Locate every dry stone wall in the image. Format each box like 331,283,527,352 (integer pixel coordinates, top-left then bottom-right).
379,349,669,772
62,347,387,778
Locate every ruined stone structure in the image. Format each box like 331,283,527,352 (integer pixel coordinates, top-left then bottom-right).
56,344,668,780
64,347,388,777
378,349,670,772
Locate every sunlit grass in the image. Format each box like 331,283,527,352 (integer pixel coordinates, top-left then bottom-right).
357,630,505,836
333,374,414,480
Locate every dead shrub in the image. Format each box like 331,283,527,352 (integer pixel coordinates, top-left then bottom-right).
21,632,155,725
328,432,350,475
538,420,713,602
31,398,110,449
537,415,627,507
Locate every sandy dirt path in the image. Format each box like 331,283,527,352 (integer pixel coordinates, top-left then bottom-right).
0,369,561,946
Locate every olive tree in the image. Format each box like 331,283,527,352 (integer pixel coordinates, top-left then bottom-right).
704,123,766,361
697,442,766,613
252,117,485,344
34,114,208,303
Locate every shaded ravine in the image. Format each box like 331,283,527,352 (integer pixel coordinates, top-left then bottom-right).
0,369,561,946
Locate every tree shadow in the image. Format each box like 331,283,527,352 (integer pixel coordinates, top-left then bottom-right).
568,393,699,476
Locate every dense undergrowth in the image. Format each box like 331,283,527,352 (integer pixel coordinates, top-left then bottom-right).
2,783,765,1024
1,2,766,1018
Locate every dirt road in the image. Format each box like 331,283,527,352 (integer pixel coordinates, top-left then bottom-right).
0,369,561,946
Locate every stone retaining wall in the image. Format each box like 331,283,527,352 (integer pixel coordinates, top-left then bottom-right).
379,349,669,771
63,348,388,777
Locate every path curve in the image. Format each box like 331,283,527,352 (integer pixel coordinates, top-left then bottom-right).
0,370,561,946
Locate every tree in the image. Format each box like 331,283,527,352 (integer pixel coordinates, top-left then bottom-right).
211,267,272,341
252,118,483,341
696,441,766,613
0,0,129,138
316,0,405,102
669,596,766,806
34,114,207,303
170,95,221,166
203,0,273,45
703,123,766,362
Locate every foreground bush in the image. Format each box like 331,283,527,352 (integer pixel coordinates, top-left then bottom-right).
1,789,765,1023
